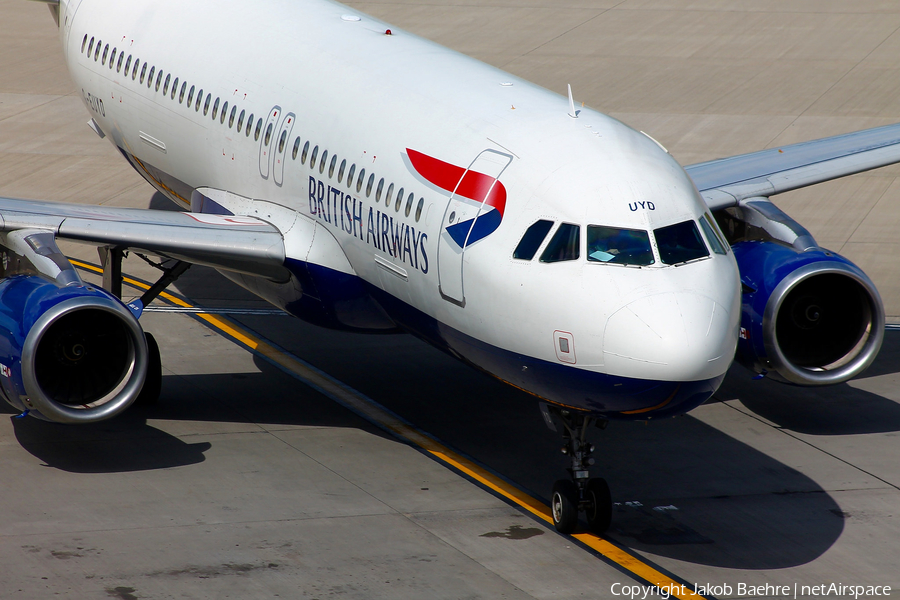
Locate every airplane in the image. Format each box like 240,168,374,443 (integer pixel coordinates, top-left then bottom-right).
2,0,896,535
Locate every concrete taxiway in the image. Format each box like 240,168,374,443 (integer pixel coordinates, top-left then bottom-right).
0,0,898,598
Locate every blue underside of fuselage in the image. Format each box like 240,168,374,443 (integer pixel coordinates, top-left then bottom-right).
282,260,724,421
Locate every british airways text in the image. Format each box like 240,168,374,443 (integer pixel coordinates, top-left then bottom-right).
308,176,429,274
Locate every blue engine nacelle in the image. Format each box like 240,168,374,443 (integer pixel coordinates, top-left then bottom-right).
732,240,884,385
0,275,148,423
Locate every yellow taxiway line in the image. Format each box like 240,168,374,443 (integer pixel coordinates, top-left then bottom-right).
70,258,708,600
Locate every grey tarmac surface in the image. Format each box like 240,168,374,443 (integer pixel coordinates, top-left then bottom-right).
1,0,899,598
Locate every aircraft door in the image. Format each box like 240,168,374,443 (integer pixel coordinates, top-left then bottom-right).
258,106,282,180
272,113,295,186
62,0,84,51
437,149,512,306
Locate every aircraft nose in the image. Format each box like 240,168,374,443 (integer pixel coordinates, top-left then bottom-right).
603,292,735,381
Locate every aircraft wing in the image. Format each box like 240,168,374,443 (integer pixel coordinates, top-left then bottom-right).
0,197,288,281
686,122,900,210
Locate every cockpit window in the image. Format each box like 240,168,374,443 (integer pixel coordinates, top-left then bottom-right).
513,220,553,260
587,226,654,266
654,220,709,265
699,213,727,255
540,223,580,263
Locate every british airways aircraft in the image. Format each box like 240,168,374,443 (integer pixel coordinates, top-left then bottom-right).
2,0,896,534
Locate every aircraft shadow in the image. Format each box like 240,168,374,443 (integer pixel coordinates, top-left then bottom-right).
227,312,855,571
6,357,388,474
8,409,211,474
716,330,900,435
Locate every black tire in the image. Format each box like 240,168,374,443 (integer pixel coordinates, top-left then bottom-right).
585,478,612,534
551,479,579,534
135,331,162,406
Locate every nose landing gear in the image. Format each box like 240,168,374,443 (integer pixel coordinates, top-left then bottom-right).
542,404,612,534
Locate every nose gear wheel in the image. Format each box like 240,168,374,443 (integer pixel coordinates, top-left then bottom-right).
543,405,612,534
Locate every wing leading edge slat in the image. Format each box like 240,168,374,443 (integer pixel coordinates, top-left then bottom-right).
685,122,900,210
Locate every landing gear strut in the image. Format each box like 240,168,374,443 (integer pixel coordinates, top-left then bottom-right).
542,404,612,534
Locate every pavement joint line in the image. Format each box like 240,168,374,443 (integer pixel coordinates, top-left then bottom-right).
142,306,288,315
68,257,711,600
720,400,900,493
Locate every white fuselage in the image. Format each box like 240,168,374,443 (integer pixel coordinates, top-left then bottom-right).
57,0,741,418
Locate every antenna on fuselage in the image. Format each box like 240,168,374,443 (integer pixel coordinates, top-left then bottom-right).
567,84,578,119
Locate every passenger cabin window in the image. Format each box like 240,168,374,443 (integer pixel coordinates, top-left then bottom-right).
366,173,375,197
162,74,171,96
131,58,139,80
180,82,188,104
319,150,328,174
238,110,246,132
212,97,220,120
587,226,654,266
292,137,301,160
155,71,163,91
338,159,346,182
395,187,404,211
415,198,424,222
253,118,262,141
195,88,203,111
328,155,337,178
654,220,709,265
116,53,124,73
356,168,365,193
140,63,147,84
171,77,180,100
309,145,319,167
699,214,727,255
102,44,109,65
124,55,132,76
220,100,228,123
384,183,393,206
405,193,413,216
540,223,580,263
513,220,554,260
228,106,236,127
245,113,253,136
82,35,88,53
204,94,212,116
147,66,155,86
109,48,116,69
302,141,310,164
94,40,100,61
375,178,385,202
346,164,356,188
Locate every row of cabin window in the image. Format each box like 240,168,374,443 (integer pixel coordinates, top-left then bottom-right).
81,34,427,223
288,137,426,222
81,34,258,134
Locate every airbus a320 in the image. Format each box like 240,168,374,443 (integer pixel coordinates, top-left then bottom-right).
2,0,895,533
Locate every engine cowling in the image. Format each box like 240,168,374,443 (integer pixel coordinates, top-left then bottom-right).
732,241,884,385
0,275,148,423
